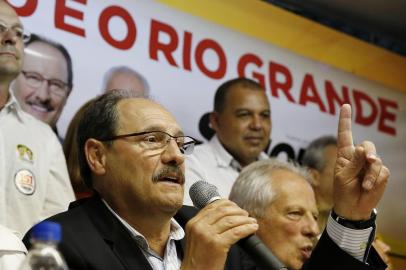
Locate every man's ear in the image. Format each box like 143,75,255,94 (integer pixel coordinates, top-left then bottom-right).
209,111,219,132
84,138,107,176
308,168,321,187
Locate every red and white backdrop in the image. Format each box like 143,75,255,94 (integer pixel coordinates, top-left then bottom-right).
8,0,406,251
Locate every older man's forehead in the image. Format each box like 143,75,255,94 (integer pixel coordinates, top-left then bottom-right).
117,98,182,133
117,98,172,117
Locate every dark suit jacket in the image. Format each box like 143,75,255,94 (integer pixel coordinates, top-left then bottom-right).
23,196,244,270
23,196,386,270
302,230,386,270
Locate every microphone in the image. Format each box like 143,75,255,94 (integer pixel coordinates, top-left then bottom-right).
189,180,287,270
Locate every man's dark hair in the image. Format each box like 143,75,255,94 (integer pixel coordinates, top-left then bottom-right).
26,33,74,89
213,77,263,113
302,135,337,171
77,90,138,187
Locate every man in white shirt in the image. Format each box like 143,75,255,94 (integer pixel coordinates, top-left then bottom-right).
185,77,271,204
0,0,74,237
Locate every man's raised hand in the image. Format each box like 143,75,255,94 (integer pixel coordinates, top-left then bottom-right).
333,104,390,220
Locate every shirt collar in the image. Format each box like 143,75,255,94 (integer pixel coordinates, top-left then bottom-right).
209,135,268,171
102,199,185,250
209,135,235,168
1,90,24,122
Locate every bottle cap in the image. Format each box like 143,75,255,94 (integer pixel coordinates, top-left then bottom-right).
31,221,62,242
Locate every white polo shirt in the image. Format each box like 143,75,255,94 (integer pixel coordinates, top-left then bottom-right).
184,135,268,205
0,92,75,238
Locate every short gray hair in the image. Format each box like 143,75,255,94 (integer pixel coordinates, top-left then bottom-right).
229,159,311,218
302,136,337,172
77,89,141,188
102,65,150,97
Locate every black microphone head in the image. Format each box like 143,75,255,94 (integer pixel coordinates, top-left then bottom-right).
189,180,220,209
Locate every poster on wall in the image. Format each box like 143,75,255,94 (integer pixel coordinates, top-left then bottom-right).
7,0,406,250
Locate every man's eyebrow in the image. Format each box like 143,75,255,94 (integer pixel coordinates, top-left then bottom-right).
174,130,185,137
142,126,184,136
142,125,166,132
234,108,250,112
13,23,24,29
0,20,25,29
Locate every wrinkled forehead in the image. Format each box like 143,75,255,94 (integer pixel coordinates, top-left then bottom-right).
271,169,316,201
116,98,182,135
0,2,21,27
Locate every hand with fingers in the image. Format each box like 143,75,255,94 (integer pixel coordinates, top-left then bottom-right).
181,199,258,270
333,104,390,221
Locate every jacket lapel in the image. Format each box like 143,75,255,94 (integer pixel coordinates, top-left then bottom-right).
83,196,153,270
76,198,199,269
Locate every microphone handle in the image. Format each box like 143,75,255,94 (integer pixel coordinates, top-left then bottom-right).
238,234,288,270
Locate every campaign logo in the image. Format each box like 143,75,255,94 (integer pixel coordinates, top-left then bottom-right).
14,169,35,195
16,144,34,163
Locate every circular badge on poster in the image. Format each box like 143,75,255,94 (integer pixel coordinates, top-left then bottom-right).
14,169,35,195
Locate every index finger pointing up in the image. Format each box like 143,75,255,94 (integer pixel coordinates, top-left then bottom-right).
337,104,354,159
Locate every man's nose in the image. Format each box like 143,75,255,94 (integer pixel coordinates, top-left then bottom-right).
249,115,264,130
303,216,320,237
34,82,52,101
1,29,18,45
161,139,185,166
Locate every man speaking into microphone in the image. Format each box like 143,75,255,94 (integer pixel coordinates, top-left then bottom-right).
24,88,388,270
24,90,258,270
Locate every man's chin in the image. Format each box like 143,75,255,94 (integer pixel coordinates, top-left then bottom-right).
246,149,265,159
0,62,20,76
159,190,184,207
161,198,183,213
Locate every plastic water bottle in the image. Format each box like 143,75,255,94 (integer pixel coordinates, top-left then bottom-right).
18,221,68,270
